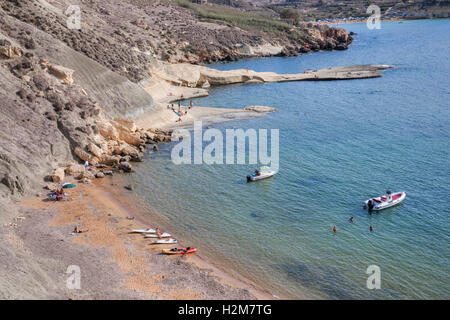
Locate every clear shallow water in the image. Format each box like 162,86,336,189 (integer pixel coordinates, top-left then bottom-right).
131,20,450,299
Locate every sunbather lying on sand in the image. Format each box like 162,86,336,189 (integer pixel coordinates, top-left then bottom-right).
73,226,88,233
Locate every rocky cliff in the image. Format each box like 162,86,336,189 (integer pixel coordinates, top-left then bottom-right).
0,0,353,206
0,0,357,299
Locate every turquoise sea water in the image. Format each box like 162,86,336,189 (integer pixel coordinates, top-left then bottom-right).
131,20,450,299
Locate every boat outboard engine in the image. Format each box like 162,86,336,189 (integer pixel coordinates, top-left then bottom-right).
386,190,392,202
246,175,251,182
367,199,374,211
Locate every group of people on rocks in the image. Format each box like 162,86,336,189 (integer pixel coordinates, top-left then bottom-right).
167,95,194,123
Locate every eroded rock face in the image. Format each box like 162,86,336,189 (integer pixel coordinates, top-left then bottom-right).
0,44,22,58
48,64,74,85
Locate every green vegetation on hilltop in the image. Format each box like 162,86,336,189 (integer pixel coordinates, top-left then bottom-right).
173,0,308,40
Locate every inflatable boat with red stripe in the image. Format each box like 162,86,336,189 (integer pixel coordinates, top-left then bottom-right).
363,191,406,211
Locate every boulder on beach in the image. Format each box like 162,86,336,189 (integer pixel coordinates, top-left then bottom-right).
95,172,105,178
65,163,85,176
51,168,65,183
75,171,95,180
45,182,58,192
120,161,133,172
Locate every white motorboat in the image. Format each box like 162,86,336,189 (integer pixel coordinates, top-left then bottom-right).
363,191,406,211
247,166,277,182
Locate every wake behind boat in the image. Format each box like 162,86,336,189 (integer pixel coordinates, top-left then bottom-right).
363,191,406,211
247,166,277,182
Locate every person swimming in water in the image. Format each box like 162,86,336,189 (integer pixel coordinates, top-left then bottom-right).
349,217,354,223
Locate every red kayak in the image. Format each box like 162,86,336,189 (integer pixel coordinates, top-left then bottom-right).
162,247,197,255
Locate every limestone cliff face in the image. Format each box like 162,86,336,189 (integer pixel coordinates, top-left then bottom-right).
0,3,157,209
0,0,355,299
0,0,352,203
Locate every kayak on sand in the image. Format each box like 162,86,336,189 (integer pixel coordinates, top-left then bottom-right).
130,228,156,233
144,232,171,238
162,247,196,255
151,238,177,244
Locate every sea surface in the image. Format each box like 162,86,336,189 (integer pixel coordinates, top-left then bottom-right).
129,20,450,299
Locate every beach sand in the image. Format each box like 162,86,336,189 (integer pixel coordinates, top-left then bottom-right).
16,175,275,300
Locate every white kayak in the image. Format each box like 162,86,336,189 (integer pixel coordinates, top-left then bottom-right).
130,228,156,233
151,238,177,244
144,233,171,238
247,167,277,182
363,191,406,211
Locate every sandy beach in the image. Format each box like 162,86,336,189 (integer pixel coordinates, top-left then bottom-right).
14,175,274,300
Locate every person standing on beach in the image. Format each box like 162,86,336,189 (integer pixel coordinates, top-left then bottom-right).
156,228,162,239
189,100,193,109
